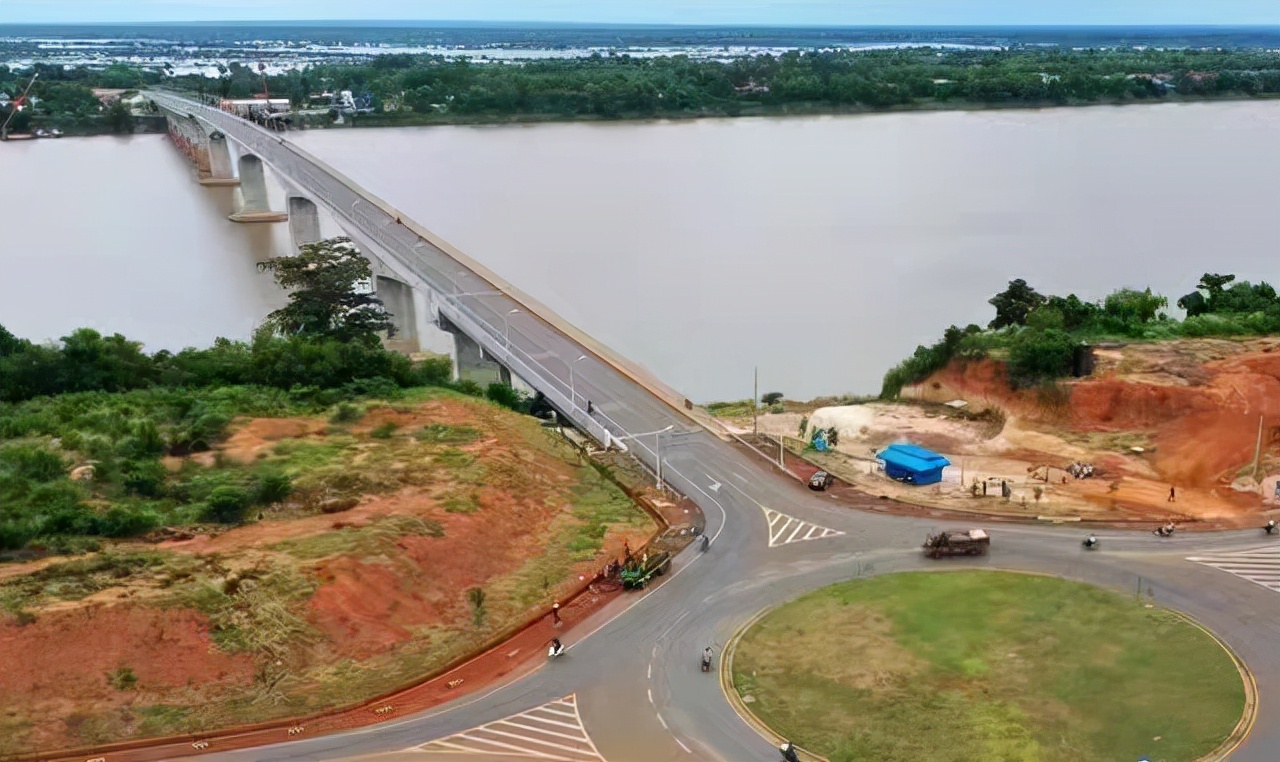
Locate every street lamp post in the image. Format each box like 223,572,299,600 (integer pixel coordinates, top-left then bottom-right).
570,354,588,406
617,425,674,491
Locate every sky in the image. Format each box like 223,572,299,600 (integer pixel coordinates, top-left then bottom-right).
2,0,1278,26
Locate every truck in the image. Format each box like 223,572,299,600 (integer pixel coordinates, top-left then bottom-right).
620,550,672,590
923,529,990,558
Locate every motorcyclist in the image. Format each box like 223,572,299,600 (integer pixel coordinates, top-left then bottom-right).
701,646,714,670
1083,534,1098,548
1266,519,1276,535
549,638,563,657
780,741,801,762
700,534,710,552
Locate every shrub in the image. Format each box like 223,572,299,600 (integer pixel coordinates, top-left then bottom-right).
329,403,364,424
251,469,292,505
204,485,251,524
99,506,160,537
0,444,66,483
120,459,167,497
108,666,138,691
370,422,399,439
1008,329,1078,387
485,383,528,412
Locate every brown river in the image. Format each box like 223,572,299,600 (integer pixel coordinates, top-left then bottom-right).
2,101,1277,400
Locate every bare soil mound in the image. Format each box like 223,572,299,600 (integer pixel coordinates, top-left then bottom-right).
0,393,656,755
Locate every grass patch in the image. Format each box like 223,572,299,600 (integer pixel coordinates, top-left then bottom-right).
0,550,176,610
734,571,1244,762
133,704,195,736
271,515,444,560
441,490,479,514
1057,429,1154,452
369,422,400,439
415,424,481,444
706,399,755,418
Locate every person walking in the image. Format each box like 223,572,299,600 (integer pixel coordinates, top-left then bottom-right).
1168,485,1176,502
551,602,561,626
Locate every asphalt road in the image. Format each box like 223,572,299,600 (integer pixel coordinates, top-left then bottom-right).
147,93,1280,762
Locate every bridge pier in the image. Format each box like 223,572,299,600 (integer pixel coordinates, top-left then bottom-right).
438,314,507,387
287,196,322,250
229,154,288,223
200,131,239,187
375,276,420,354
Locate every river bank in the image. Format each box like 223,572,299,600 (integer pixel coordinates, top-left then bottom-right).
285,91,1280,132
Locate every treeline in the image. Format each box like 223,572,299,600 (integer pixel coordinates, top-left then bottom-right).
0,63,151,133
880,273,1280,398
170,47,1280,120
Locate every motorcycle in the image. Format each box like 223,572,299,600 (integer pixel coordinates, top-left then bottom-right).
548,640,565,659
1082,536,1099,550
779,741,801,762
700,649,713,673
700,534,710,552
1264,522,1277,536
1153,524,1176,537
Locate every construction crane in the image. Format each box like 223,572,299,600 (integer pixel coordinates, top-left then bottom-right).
1,71,39,139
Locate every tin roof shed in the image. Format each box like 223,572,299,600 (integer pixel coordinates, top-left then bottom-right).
877,443,951,486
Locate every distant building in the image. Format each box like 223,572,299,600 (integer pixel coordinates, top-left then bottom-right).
877,444,951,486
219,98,290,117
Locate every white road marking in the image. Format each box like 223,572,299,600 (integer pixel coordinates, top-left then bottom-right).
762,506,845,548
1188,545,1280,593
412,695,604,760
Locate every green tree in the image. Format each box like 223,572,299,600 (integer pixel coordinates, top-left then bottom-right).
104,100,135,133
1008,329,1078,386
988,279,1046,330
257,237,395,343
1102,287,1167,325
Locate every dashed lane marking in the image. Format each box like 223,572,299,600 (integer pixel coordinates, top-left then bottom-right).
1188,545,1280,594
762,507,845,548
412,694,604,761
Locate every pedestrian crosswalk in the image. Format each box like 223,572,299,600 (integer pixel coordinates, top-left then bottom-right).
1188,545,1280,594
412,695,603,761
762,506,845,548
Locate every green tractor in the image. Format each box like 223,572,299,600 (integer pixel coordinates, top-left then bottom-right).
620,550,672,590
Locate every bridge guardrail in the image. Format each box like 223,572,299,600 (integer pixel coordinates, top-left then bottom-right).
149,91,632,455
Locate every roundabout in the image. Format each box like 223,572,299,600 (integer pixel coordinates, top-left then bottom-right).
726,571,1249,762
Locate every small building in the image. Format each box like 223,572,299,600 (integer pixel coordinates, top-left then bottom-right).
877,443,951,486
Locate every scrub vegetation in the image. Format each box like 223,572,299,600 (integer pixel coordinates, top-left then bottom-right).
881,272,1280,397
734,571,1245,762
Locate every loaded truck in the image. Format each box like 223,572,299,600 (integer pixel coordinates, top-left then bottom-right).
620,550,672,590
923,529,990,558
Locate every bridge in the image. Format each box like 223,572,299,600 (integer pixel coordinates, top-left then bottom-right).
128,91,1280,762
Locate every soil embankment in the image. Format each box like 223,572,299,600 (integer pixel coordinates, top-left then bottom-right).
0,394,661,757
735,339,1280,523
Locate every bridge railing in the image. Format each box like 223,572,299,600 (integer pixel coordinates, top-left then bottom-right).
148,91,635,455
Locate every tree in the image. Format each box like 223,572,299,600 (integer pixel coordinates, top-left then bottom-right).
1007,328,1078,386
105,100,135,133
1102,287,1167,325
988,279,1046,330
258,237,395,343
760,392,784,406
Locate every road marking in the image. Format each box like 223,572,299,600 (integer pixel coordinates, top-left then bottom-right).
708,480,722,493
412,694,604,760
1188,545,1280,593
762,506,845,548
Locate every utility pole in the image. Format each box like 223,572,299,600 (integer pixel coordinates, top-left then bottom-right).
753,366,759,436
1254,414,1265,481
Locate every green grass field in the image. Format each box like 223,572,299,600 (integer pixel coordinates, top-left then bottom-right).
733,571,1245,762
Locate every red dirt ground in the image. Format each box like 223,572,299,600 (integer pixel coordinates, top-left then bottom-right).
906,339,1280,519
3,396,663,759
0,607,254,752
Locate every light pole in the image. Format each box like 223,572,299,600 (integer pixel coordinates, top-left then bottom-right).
617,425,674,491
570,354,588,406
504,309,520,343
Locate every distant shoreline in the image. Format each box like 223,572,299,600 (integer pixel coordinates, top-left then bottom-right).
297,92,1280,132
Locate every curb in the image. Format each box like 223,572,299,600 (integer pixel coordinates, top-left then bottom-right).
1176,610,1259,762
719,607,829,762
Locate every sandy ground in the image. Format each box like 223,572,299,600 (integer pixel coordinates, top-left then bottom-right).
0,396,659,755
728,339,1280,523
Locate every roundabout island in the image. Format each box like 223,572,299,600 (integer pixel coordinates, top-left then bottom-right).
728,571,1250,762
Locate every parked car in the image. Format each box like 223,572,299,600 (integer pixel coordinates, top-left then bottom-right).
808,470,834,491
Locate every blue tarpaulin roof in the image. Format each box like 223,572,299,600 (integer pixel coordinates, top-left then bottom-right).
877,443,951,474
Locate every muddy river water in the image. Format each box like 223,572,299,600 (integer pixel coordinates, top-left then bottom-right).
2,101,1277,400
